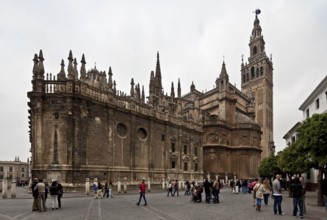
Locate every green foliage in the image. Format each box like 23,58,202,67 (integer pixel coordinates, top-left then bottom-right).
296,113,327,169
258,155,281,178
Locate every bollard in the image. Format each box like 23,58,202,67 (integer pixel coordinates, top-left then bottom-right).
11,180,16,198
85,178,90,195
117,180,121,193
162,179,165,190
147,178,151,192
2,180,7,199
123,178,127,193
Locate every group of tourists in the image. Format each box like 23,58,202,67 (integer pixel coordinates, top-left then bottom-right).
92,180,113,199
31,178,63,212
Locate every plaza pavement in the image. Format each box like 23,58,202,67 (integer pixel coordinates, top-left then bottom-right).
0,187,326,220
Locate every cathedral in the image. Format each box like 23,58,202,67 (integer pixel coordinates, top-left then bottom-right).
27,13,274,184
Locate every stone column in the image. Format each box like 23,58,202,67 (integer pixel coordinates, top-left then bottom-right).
2,180,7,199
123,178,127,193
11,180,16,198
147,178,151,192
162,179,165,190
85,178,90,195
117,180,121,193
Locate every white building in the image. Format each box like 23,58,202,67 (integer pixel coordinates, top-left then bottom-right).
283,75,327,189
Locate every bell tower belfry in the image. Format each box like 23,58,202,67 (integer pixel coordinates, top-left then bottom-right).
241,9,275,159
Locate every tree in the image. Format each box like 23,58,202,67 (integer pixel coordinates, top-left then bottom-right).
258,155,281,178
296,113,327,206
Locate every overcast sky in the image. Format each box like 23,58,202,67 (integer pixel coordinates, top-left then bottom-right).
0,0,326,162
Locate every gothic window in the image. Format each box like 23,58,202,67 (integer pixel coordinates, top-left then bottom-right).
183,145,187,154
253,46,257,55
171,161,176,169
116,123,127,137
316,98,320,109
138,128,147,140
246,73,249,82
194,163,198,171
184,162,188,171
256,68,259,77
171,143,176,153
251,67,254,80
260,66,264,76
242,74,245,83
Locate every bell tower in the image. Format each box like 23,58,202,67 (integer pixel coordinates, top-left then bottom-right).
241,9,275,159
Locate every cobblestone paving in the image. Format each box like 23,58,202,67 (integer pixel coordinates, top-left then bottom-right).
0,188,326,220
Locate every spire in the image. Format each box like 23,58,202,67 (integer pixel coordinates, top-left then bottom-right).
113,80,116,95
37,50,45,79
67,50,74,80
190,81,195,92
219,61,229,78
73,58,78,80
155,52,162,95
177,78,181,98
108,67,113,89
170,82,175,99
80,54,87,80
57,59,67,80
142,85,145,103
32,53,38,78
149,70,155,95
130,78,135,97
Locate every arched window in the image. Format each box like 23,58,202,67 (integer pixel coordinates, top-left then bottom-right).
256,68,259,77
251,67,255,80
253,46,257,55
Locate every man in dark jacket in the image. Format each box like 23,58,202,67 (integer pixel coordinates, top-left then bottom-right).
290,177,304,218
31,178,39,211
203,178,212,204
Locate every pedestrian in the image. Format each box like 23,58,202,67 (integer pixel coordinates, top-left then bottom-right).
96,182,103,199
290,176,304,218
253,179,264,211
31,178,39,211
248,179,257,207
272,174,284,215
136,179,147,206
242,179,248,194
203,178,212,204
184,180,191,195
93,181,98,195
235,179,241,194
57,182,63,208
35,178,47,212
230,180,235,193
212,179,220,203
173,180,179,197
263,178,272,206
299,176,306,214
167,181,173,197
103,181,109,198
109,180,113,198
322,178,327,212
49,181,59,210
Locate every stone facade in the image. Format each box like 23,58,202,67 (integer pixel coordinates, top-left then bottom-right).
27,13,273,184
0,157,29,180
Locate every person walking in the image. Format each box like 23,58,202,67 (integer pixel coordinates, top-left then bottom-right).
263,178,272,206
167,181,173,197
57,182,63,208
272,175,284,215
31,178,39,211
49,181,59,210
253,179,264,211
184,180,191,195
109,180,113,198
35,178,47,212
173,180,179,197
290,176,304,218
136,179,147,206
96,182,103,199
299,176,306,214
103,181,109,198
